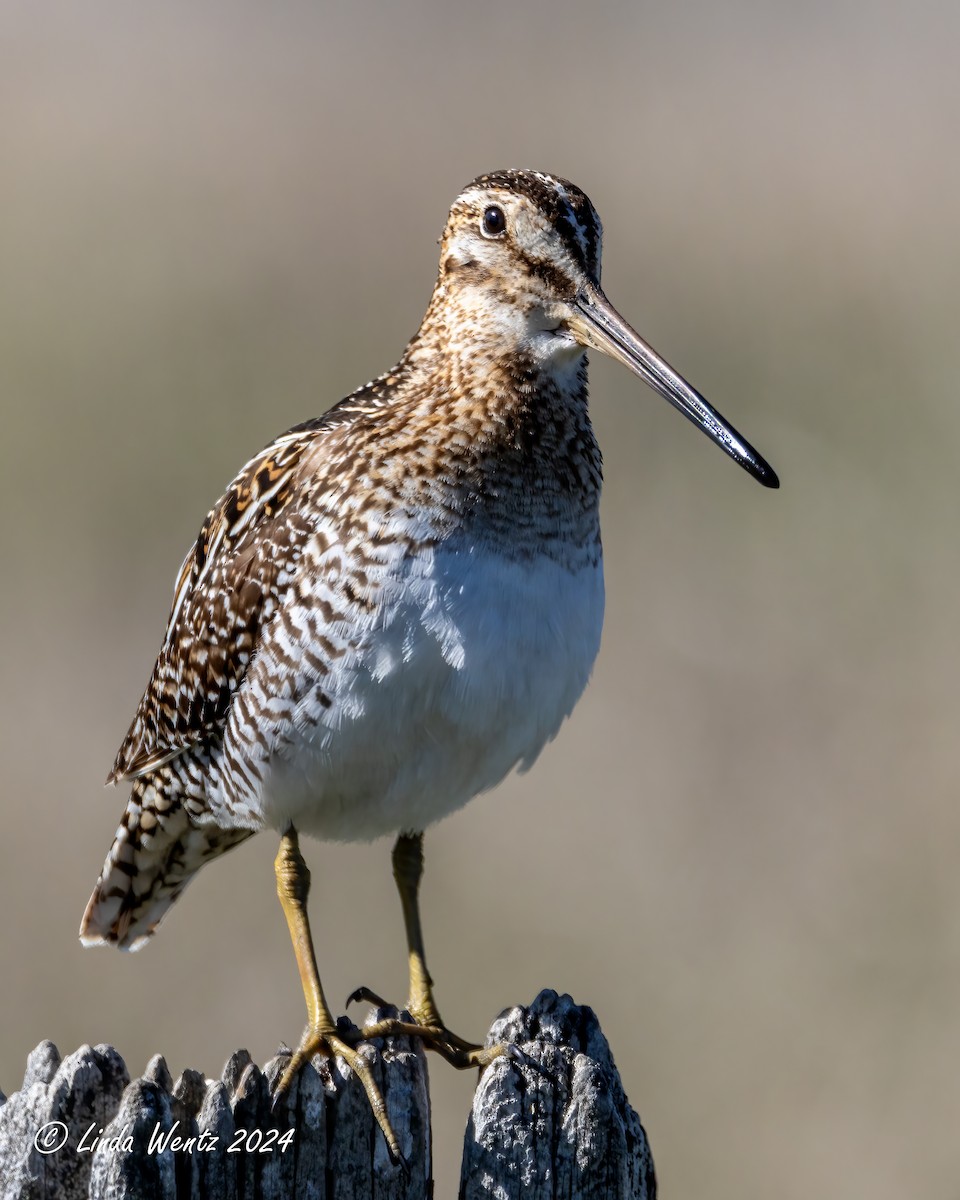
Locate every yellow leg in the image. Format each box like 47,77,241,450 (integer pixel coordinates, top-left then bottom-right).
358,833,503,1070
394,830,441,1026
273,828,402,1162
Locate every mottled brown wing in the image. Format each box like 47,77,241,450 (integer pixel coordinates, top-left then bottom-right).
109,428,312,784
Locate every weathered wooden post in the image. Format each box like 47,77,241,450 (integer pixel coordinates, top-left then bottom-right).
0,992,655,1199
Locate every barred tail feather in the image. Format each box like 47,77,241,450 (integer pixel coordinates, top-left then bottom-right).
81,778,253,951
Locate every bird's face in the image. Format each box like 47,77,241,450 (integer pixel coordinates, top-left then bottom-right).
438,170,778,488
439,171,602,371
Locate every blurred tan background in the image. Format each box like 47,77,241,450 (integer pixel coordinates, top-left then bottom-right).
2,1,959,1195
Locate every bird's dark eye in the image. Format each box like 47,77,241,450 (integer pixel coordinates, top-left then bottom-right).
481,205,506,238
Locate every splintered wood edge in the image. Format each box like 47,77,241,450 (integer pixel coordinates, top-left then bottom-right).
0,993,654,1200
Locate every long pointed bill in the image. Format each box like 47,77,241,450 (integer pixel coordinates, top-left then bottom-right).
571,281,779,488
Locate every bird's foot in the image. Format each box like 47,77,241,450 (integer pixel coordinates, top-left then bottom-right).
347,985,506,1071
273,1018,404,1166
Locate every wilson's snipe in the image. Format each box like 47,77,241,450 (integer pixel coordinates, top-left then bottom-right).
82,169,778,1159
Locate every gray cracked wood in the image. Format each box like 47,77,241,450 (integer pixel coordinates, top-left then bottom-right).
0,994,654,1199
460,991,656,1200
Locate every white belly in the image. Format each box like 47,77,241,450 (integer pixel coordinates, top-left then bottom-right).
258,544,604,840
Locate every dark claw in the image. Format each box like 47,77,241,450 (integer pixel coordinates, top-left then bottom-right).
346,985,391,1010
504,1042,530,1066
270,1075,290,1113
391,1147,411,1179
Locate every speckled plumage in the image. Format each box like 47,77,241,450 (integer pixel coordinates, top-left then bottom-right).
83,170,608,949
82,168,777,955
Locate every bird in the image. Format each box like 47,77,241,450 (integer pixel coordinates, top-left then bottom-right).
81,169,778,1158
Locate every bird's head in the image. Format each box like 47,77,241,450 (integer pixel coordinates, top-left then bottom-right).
434,169,778,488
